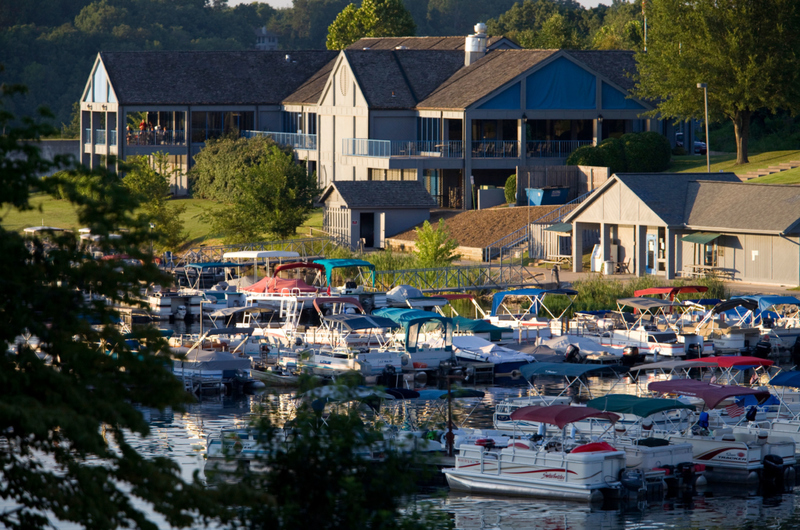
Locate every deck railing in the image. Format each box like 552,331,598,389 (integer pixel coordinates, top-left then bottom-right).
127,130,186,146
471,140,519,158
525,140,593,158
242,130,317,150
342,139,463,158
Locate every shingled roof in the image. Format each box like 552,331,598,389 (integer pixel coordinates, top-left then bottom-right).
685,181,800,234
566,50,637,92
344,50,466,109
100,50,337,105
320,180,437,209
348,35,518,51
284,57,337,105
615,173,741,226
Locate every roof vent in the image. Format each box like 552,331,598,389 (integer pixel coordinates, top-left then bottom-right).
391,90,396,98
465,22,488,66
395,45,408,50
285,54,291,62
362,47,370,50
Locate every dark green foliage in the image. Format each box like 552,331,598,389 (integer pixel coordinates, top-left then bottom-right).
566,143,607,168
621,131,671,172
414,220,461,267
0,82,215,529
327,0,416,50
504,174,516,204
597,138,627,174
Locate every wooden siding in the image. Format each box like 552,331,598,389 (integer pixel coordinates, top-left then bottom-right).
773,236,799,285
572,180,664,225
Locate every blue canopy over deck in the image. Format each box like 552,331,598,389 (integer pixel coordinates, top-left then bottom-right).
313,258,376,287
490,288,578,318
372,307,453,353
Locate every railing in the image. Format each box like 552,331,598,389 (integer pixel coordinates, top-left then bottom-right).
342,139,463,158
109,130,117,145
174,237,337,268
127,130,186,146
242,130,317,150
94,129,106,144
84,128,91,146
526,140,593,158
370,263,542,292
471,140,519,158
530,189,594,225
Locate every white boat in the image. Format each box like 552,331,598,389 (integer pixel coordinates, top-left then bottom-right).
486,288,579,342
692,299,762,354
443,405,628,502
648,378,796,488
739,295,800,351
372,308,457,375
596,298,691,358
450,335,534,385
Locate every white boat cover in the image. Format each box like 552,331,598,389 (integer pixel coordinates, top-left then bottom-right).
386,285,425,303
172,349,251,371
452,335,535,364
543,335,625,357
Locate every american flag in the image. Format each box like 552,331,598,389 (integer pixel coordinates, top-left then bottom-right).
726,402,745,418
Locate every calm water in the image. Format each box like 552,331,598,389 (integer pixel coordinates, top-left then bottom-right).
131,320,800,529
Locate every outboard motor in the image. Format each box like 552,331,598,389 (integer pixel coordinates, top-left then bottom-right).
745,405,758,422
754,335,772,359
621,346,641,367
685,342,702,360
381,364,397,386
565,344,582,363
762,454,786,493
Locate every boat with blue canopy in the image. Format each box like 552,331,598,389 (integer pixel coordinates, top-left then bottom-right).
372,307,456,374
487,288,579,343
313,258,376,293
736,295,800,350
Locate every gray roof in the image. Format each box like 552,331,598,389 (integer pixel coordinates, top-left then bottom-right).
348,36,518,51
685,181,800,234
344,50,466,109
283,58,337,105
320,180,437,209
100,50,337,105
416,49,640,110
614,173,740,226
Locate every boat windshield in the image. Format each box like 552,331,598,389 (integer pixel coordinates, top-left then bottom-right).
648,332,677,343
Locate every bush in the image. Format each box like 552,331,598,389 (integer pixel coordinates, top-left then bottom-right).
621,131,672,172
597,138,627,174
566,144,607,167
504,174,516,204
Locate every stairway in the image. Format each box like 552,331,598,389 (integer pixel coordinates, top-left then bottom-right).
741,160,800,181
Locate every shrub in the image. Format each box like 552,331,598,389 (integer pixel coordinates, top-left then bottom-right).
621,131,672,172
414,220,461,267
597,138,627,174
504,174,517,205
566,144,607,167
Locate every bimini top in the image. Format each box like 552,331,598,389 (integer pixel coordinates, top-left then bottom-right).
490,288,578,317
709,298,758,314
520,362,628,380
222,250,300,260
628,359,717,373
634,286,708,300
372,308,450,328
586,394,695,417
616,297,685,312
648,379,771,409
737,295,800,314
414,388,486,400
322,313,399,331
313,258,376,286
510,404,620,429
769,371,800,389
274,262,325,275
691,355,773,368
184,261,238,269
452,315,509,334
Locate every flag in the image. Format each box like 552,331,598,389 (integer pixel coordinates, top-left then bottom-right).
726,402,745,418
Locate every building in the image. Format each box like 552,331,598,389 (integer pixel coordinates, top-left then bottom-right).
255,27,279,51
564,173,800,286
320,180,437,249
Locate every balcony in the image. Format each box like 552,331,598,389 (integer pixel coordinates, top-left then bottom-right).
342,139,464,158
526,140,593,158
471,140,518,158
242,130,317,150
84,128,91,146
95,129,106,145
127,130,187,147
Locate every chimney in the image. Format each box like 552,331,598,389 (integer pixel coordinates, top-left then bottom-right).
464,22,487,66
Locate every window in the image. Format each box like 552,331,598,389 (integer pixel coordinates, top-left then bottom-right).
417,117,440,142
307,112,317,135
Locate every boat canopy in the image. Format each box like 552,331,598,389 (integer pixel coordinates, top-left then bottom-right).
683,298,723,307
415,388,486,400
490,288,578,317
737,295,800,314
586,394,696,417
690,355,773,368
273,261,325,275
242,276,317,294
372,307,453,353
322,313,399,331
709,298,758,314
634,286,708,301
768,371,800,389
648,379,771,408
509,404,620,429
520,362,628,380
222,250,300,260
208,306,274,318
313,258,376,287
628,359,717,373
452,315,509,340
616,297,685,312
184,261,238,269
313,296,365,314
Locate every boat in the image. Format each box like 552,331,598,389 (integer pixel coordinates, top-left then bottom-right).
648,378,796,487
691,299,762,354
596,298,692,359
450,335,534,385
486,288,579,342
371,308,457,376
737,295,800,351
249,364,300,387
443,405,628,502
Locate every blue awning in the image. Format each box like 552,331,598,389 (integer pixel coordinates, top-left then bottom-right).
738,295,800,314
769,371,800,389
313,258,376,287
491,288,578,316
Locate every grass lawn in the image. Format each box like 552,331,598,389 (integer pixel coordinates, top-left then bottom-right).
2,194,325,250
668,150,800,183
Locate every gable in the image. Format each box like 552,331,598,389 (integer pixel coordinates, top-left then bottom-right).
526,56,596,110
601,81,643,110
478,82,520,110
570,180,666,225
84,59,116,104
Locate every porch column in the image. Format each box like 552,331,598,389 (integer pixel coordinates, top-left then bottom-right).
593,118,603,146
519,116,527,167
464,113,473,210
635,224,647,276
665,228,676,280
572,222,583,272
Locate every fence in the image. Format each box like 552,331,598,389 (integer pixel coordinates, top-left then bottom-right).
515,165,609,204
370,263,543,292
342,139,464,158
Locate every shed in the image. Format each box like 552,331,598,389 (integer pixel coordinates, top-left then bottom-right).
320,180,437,249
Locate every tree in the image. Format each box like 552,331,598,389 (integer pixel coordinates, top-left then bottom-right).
633,0,800,165
504,174,516,205
124,153,187,253
414,220,461,267
326,0,416,50
0,80,215,528
202,142,319,242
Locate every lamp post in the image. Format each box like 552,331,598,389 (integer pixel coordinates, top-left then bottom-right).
697,83,710,173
